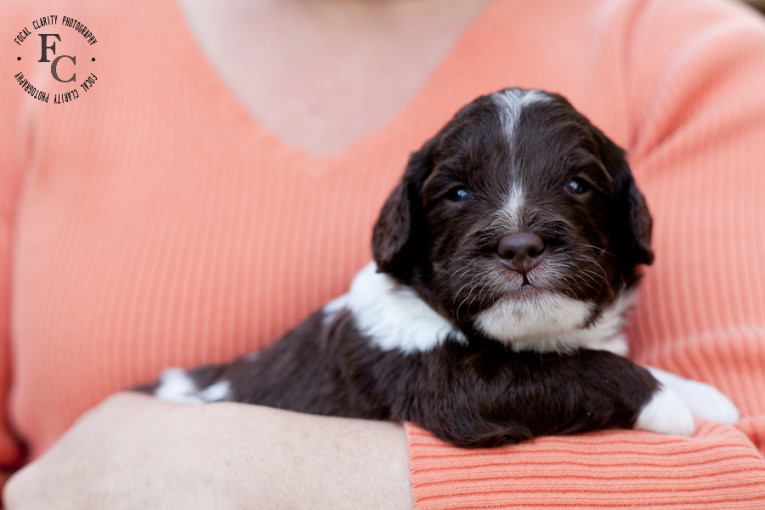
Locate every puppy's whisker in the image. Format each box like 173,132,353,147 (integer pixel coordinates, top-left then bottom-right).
571,253,609,283
578,243,610,256
450,266,473,283
452,272,484,319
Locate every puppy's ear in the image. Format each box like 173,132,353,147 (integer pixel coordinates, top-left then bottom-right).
372,138,437,283
599,132,655,273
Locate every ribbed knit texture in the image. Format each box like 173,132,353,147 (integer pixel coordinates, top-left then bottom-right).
3,0,765,507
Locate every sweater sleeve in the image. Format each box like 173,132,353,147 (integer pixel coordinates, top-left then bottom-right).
0,1,34,482
405,1,765,508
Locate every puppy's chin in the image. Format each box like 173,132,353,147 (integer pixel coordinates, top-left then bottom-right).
473,289,596,353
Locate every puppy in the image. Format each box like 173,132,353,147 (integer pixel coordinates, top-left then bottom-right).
137,88,738,447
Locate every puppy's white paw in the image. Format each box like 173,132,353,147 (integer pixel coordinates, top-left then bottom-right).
635,385,696,436
648,368,740,424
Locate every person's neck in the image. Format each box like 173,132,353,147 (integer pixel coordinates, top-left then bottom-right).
176,0,490,155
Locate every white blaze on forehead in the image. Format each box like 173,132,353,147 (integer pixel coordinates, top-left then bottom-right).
490,89,550,227
491,89,552,140
502,183,526,231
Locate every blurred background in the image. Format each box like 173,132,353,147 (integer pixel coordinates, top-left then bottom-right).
745,0,765,12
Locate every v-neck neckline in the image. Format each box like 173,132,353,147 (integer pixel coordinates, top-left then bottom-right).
169,0,499,173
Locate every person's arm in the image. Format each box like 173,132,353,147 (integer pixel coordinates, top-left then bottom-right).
0,136,25,490
4,393,412,509
0,2,35,490
0,134,23,488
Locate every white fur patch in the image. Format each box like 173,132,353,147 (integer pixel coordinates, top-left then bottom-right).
491,89,551,140
474,292,595,352
154,369,204,404
635,385,695,436
635,368,740,436
569,289,635,356
154,369,231,404
324,263,466,353
648,367,740,424
199,380,232,403
476,285,635,354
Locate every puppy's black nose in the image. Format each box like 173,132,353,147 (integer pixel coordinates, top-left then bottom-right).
497,233,546,274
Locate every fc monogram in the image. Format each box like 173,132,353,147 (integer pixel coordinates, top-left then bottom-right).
38,33,77,83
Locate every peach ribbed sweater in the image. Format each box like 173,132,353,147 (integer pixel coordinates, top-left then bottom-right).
3,0,765,507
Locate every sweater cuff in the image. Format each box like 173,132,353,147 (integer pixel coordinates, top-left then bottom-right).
405,420,765,509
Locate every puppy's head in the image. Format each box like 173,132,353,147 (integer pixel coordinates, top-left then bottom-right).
372,88,653,351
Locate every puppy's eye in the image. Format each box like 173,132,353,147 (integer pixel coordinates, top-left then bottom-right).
565,178,591,195
446,188,471,202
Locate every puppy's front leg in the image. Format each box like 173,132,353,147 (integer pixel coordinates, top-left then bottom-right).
391,346,696,448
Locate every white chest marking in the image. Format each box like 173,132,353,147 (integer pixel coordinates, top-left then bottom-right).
474,293,594,352
475,288,636,354
324,261,641,356
324,263,466,353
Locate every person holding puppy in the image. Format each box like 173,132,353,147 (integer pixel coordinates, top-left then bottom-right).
2,0,765,507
